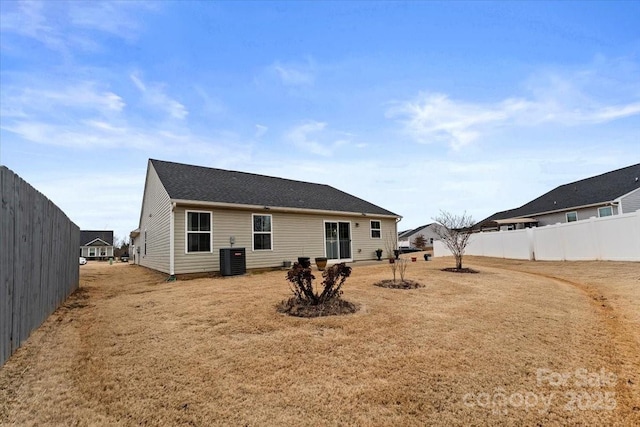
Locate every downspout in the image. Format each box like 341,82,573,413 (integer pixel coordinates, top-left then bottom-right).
168,202,177,281
395,216,402,252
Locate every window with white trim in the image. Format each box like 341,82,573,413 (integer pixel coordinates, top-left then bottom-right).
598,206,613,217
252,214,272,250
370,220,381,239
566,211,578,222
186,211,212,253
89,247,96,257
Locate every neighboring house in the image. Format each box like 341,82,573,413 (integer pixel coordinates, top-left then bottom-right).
80,230,114,260
398,223,442,248
133,159,401,276
478,163,640,230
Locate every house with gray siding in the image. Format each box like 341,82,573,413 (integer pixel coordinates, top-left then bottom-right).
478,163,640,230
80,230,114,260
398,223,442,248
132,159,401,276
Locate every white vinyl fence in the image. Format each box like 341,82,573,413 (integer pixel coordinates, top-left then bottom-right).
434,210,640,262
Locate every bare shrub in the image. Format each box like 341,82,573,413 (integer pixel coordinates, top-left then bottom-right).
434,210,475,270
397,258,408,282
389,258,398,282
279,262,356,317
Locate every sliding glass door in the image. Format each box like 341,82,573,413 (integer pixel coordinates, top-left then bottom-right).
324,221,351,260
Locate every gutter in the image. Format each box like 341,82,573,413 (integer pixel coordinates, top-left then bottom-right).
170,198,401,219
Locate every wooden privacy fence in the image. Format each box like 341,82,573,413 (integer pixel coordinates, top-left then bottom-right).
1,166,80,366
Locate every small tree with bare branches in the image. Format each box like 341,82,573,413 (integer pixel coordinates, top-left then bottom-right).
433,210,474,270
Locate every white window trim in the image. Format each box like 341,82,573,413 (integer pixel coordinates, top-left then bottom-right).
370,220,381,239
566,211,578,222
185,210,213,254
252,213,273,251
598,206,613,218
88,247,96,257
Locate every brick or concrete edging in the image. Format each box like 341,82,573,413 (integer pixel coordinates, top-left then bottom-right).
434,210,640,262
1,166,80,366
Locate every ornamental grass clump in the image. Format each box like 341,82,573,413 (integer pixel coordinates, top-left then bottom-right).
277,262,357,317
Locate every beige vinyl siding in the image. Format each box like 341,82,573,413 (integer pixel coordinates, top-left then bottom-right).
137,163,172,273
173,205,397,274
353,217,397,260
620,188,640,214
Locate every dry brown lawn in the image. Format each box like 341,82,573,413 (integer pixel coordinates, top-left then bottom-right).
1,254,639,426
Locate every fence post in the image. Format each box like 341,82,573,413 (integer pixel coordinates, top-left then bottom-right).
588,216,600,261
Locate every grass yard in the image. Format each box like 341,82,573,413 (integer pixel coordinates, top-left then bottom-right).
1,255,639,426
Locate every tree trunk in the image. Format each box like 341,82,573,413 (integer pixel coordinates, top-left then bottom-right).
456,256,462,270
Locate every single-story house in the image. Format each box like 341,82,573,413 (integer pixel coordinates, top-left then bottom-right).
477,163,640,230
80,230,114,260
131,159,401,276
398,223,442,248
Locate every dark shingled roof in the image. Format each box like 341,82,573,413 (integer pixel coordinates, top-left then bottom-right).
485,163,640,221
150,159,399,217
80,230,114,246
398,223,435,239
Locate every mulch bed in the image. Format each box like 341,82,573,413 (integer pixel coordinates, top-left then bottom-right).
373,279,424,289
441,267,479,273
276,297,358,318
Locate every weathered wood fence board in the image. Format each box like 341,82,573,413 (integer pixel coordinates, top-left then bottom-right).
1,166,79,366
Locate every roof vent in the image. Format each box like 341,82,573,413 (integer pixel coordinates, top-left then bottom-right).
636,177,638,182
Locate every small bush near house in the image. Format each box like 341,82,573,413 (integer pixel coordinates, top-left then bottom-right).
277,262,357,317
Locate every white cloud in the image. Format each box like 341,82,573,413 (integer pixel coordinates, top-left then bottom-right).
27,171,147,241
0,1,67,52
389,61,640,150
193,86,226,117
255,124,268,138
68,1,151,41
286,121,328,155
284,121,358,156
0,80,127,147
130,73,188,120
0,1,154,54
21,82,125,113
388,93,528,149
269,59,316,86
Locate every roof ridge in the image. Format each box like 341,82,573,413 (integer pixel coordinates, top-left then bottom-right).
555,162,640,188
150,158,331,188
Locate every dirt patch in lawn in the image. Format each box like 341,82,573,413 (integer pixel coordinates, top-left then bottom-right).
373,279,423,289
276,297,358,317
1,255,639,426
441,267,479,273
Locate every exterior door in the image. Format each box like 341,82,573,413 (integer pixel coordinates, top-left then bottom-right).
325,221,351,260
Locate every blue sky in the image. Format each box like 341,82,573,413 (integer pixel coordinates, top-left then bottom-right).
1,1,639,242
